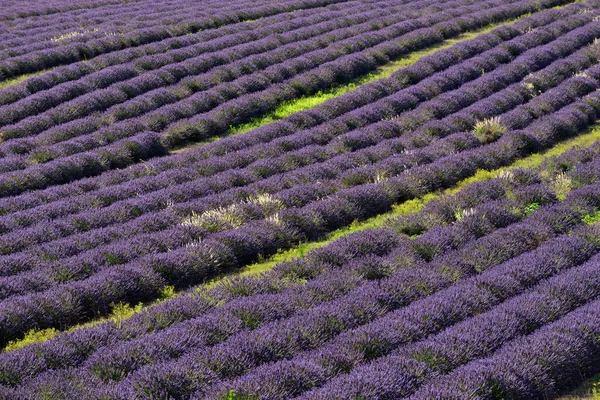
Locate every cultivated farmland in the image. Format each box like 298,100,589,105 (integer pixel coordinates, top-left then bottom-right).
1,0,600,398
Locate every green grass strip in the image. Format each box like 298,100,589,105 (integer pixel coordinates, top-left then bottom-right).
1,287,176,352
232,124,600,279
6,122,600,353
229,22,523,136
170,13,531,154
0,69,55,91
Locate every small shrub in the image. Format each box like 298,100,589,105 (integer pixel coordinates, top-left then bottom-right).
454,208,476,222
181,205,246,233
550,172,573,199
247,193,283,217
473,117,507,143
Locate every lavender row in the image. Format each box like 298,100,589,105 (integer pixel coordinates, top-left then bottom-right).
0,24,595,273
0,175,546,388
0,132,480,281
0,0,350,80
0,0,213,22
204,171,600,397
0,0,231,53
0,0,566,187
35,12,600,164
0,0,274,51
0,0,442,120
0,0,272,56
0,0,356,106
213,149,600,399
0,132,494,299
0,0,403,130
0,147,588,387
106,193,597,398
0,46,594,307
4,23,589,239
0,67,595,313
0,10,589,246
0,0,521,156
0,228,407,386
0,0,451,162
5,135,600,388
0,0,131,21
298,241,600,399
160,0,565,148
3,62,594,287
0,4,577,213
217,226,600,400
0,1,532,196
408,295,600,399
0,111,594,360
38,198,554,397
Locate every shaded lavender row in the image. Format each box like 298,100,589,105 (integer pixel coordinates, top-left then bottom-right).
298,240,600,399
409,295,600,399
36,199,556,398
2,57,596,297
0,176,516,386
0,0,403,130
0,0,350,80
0,0,272,56
0,0,362,106
0,176,544,391
209,169,600,398
217,226,599,400
0,4,577,214
3,136,600,389
0,0,529,170
0,68,597,347
0,11,589,254
214,164,600,399
108,191,596,398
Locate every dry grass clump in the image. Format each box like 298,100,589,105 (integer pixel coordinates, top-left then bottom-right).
473,117,507,143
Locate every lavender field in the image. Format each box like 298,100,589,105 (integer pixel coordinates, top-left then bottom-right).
3,0,600,398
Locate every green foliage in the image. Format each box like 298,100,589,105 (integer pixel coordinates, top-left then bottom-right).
109,302,144,329
454,207,476,221
160,285,176,300
410,349,450,371
0,69,54,90
524,202,541,216
550,171,573,200
583,211,600,226
3,328,59,352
